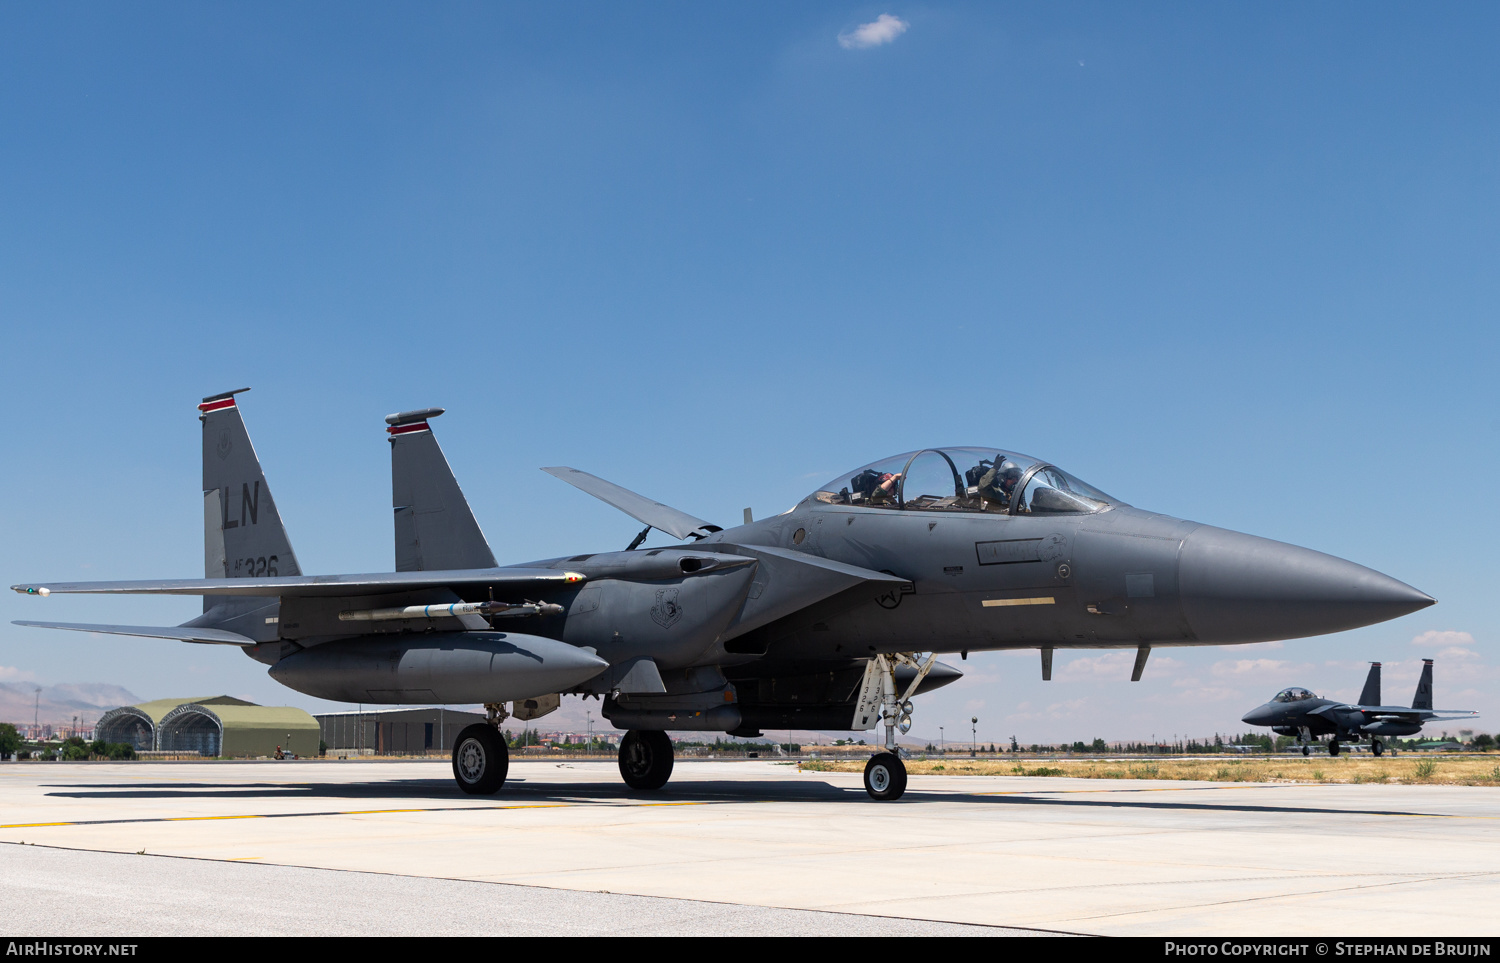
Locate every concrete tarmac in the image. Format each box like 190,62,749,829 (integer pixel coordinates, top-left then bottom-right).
0,759,1495,936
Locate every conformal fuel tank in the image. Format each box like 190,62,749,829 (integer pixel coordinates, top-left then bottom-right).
267,631,609,704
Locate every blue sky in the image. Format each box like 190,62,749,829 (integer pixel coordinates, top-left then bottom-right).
2,3,1496,743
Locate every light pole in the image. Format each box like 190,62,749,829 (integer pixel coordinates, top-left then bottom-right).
971,717,978,758
939,726,944,754
586,710,593,754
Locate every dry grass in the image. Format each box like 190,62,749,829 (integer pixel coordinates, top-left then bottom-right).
798,755,1500,786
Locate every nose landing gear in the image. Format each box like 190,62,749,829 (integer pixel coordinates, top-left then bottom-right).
864,753,907,800
856,652,938,801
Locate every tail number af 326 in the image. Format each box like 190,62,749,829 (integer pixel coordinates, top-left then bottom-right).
232,555,279,577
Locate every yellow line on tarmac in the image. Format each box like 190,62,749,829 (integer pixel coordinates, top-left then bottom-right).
0,800,683,830
971,785,1281,796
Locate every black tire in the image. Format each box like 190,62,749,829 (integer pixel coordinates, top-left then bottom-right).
452,724,508,795
1372,740,1384,758
618,730,674,790
864,752,907,801
1329,740,1341,757
1302,745,1311,756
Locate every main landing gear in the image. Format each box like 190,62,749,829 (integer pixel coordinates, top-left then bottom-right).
857,652,939,802
618,730,674,790
452,702,510,795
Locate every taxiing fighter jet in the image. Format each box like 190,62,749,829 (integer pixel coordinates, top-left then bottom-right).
1241,660,1476,756
13,390,1435,799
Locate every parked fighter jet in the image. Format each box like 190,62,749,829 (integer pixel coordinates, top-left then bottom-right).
13,390,1435,799
1242,660,1477,757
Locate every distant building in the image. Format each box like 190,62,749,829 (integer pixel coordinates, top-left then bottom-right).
95,696,319,758
316,708,486,754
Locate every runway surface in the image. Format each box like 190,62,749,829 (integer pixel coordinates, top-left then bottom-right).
0,759,1495,936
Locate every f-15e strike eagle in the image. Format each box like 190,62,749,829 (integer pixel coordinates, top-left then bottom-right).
1242,660,1477,757
13,390,1434,799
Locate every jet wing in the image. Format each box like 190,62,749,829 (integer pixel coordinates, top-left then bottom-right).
11,567,581,599
1319,704,1481,724
1397,709,1480,721
12,621,256,646
541,467,719,541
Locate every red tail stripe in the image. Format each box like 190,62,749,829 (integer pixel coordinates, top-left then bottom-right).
197,398,237,413
387,422,430,435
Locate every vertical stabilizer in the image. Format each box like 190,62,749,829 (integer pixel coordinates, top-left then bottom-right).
387,409,497,572
199,390,302,614
1411,659,1434,711
1357,662,1381,707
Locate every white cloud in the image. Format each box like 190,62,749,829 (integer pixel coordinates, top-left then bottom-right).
1412,630,1476,649
838,14,908,50
1149,686,1240,705
1211,658,1289,676
0,666,37,682
1056,652,1180,681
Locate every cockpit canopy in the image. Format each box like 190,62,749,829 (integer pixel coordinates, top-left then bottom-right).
1272,688,1317,703
807,447,1116,516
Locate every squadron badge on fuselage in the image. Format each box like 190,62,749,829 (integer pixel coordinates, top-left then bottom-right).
651,588,683,628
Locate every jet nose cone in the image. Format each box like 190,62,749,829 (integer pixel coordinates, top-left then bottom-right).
1180,526,1434,644
1242,705,1273,726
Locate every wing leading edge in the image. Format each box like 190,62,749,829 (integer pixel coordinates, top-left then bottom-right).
11,568,583,598
12,621,257,646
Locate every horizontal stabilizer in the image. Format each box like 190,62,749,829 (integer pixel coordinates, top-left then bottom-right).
12,620,256,646
12,567,583,599
542,467,718,541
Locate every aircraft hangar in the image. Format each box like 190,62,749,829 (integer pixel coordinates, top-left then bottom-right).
95,696,319,758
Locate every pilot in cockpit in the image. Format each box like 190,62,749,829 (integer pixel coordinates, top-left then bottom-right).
846,468,903,506
868,471,902,505
969,459,1022,510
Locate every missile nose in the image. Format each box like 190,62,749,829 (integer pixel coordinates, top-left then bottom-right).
1179,526,1434,644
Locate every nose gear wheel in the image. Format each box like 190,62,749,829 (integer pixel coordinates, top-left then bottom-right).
864,752,907,801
